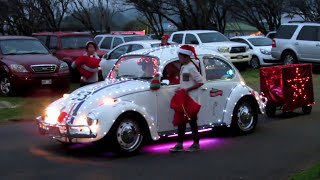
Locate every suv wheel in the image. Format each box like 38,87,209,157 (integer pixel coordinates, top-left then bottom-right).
0,75,14,96
283,51,298,64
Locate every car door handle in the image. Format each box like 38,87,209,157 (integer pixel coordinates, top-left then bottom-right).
295,42,299,45
201,87,208,91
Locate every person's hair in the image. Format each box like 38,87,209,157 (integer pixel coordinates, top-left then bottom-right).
86,41,97,50
178,53,190,58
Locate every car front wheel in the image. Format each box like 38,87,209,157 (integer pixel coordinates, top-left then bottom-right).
111,117,144,155
250,56,260,68
231,99,258,135
0,75,14,96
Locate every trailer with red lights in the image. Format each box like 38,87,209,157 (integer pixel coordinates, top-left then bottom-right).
260,63,315,117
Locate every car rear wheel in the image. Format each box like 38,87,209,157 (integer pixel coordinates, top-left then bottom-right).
283,51,298,64
231,99,258,135
111,117,144,155
250,56,260,68
0,75,14,96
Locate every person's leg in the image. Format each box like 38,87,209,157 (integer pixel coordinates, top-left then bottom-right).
186,119,200,152
169,124,186,152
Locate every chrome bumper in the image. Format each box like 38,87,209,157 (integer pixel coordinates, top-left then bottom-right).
36,116,97,139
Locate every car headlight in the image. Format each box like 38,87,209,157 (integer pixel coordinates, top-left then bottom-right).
246,46,249,51
87,112,98,126
44,107,60,124
217,46,229,53
59,62,69,72
10,64,28,72
260,49,271,55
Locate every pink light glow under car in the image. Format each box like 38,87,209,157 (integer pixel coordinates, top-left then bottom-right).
167,128,213,138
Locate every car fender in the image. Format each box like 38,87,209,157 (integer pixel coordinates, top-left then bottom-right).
222,84,262,125
91,101,159,142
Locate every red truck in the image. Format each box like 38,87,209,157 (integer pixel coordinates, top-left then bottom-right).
0,36,70,96
32,32,106,80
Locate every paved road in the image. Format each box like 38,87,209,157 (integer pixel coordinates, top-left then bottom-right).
1,77,320,180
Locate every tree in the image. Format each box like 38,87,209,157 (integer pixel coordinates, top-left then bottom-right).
288,0,320,21
230,0,286,35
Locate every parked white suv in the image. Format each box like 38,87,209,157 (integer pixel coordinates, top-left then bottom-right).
169,30,251,65
271,22,320,64
94,34,152,52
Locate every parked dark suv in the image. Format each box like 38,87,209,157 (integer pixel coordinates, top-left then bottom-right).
0,36,70,96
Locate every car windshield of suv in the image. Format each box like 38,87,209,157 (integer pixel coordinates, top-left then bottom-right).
109,55,160,80
0,39,49,55
61,35,93,49
248,38,272,46
124,36,152,42
198,32,229,43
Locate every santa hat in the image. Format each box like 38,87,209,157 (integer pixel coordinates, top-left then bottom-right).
162,35,169,40
150,73,162,90
177,45,199,60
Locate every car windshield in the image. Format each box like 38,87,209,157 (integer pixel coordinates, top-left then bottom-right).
248,38,272,46
198,32,229,43
109,55,160,80
60,35,93,49
124,36,152,42
0,39,49,55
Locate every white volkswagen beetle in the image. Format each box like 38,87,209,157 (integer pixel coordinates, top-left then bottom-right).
37,46,266,155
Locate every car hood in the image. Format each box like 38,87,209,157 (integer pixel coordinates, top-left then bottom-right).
203,41,247,48
3,54,60,66
51,79,151,124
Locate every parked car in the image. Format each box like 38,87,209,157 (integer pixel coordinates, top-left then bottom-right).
32,32,106,67
266,31,276,40
94,34,152,52
168,30,252,66
0,36,70,96
37,45,267,155
271,22,320,64
231,36,281,68
100,40,161,79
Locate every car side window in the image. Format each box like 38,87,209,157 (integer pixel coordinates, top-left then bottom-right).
162,60,181,85
203,56,235,81
185,34,199,45
112,37,123,48
34,36,48,46
109,45,130,59
275,25,298,39
297,26,319,41
172,34,183,44
94,37,103,44
101,37,113,49
131,44,144,52
49,36,58,49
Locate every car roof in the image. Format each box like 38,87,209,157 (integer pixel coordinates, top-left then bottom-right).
124,45,225,64
282,22,320,26
119,40,161,46
0,36,37,40
173,30,219,33
32,32,91,36
95,34,148,37
231,36,267,39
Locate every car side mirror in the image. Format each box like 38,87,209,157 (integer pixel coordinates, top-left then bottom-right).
103,54,109,59
161,79,170,86
49,49,56,54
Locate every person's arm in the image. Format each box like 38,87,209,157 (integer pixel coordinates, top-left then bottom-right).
186,82,203,93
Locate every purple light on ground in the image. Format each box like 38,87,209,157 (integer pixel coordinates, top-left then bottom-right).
69,143,94,149
142,137,220,154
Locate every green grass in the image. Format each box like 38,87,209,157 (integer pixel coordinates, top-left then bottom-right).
287,162,320,180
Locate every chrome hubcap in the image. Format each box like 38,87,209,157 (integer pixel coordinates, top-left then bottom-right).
237,103,254,131
0,78,11,94
117,120,141,151
284,55,294,64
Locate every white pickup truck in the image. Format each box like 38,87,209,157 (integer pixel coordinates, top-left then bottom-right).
169,30,251,65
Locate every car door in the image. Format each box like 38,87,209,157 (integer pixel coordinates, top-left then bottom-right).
101,45,131,78
156,60,180,132
100,37,113,51
296,26,320,61
197,56,237,126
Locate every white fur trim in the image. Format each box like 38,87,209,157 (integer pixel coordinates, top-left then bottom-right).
177,48,192,56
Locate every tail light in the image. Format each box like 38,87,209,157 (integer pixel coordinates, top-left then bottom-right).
272,40,276,47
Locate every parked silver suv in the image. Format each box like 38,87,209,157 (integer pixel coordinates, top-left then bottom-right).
271,22,320,64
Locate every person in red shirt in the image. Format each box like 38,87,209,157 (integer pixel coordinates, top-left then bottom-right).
72,41,101,87
160,35,171,46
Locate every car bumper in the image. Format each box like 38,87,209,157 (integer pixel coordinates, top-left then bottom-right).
9,72,70,88
223,52,252,63
259,54,282,64
36,116,97,140
271,49,282,60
